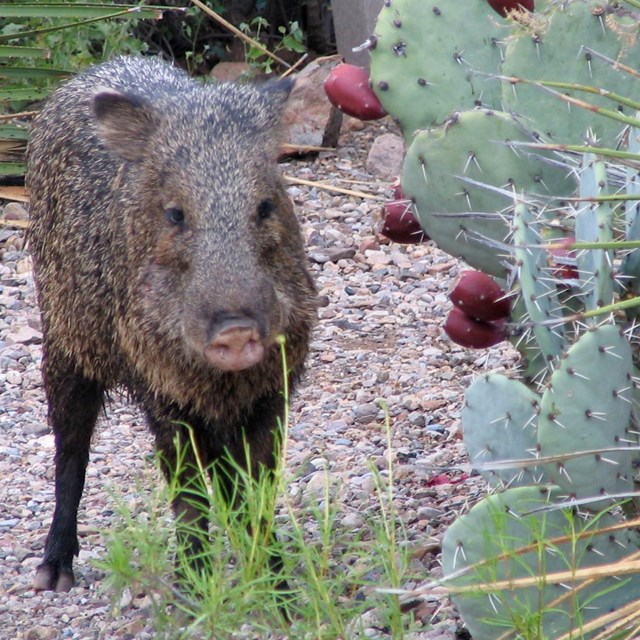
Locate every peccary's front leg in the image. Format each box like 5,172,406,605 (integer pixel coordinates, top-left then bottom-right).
34,352,104,592
146,394,287,583
148,417,212,573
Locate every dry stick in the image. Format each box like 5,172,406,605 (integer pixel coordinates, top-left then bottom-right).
283,174,384,200
390,517,640,603
0,219,29,230
0,187,28,203
0,111,38,121
590,604,640,640
432,558,640,596
280,53,308,78
280,142,334,155
189,0,290,69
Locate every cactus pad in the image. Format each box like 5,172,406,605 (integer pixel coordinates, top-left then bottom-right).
402,109,576,277
502,0,640,146
462,373,543,487
370,0,505,140
442,485,640,640
537,325,635,504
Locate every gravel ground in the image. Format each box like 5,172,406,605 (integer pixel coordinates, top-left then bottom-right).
0,119,519,639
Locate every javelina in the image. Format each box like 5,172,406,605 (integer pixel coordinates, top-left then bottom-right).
26,55,317,592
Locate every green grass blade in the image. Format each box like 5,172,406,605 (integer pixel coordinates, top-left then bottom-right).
0,162,27,176
0,125,29,140
0,7,164,44
0,45,50,58
0,3,165,20
0,87,51,102
0,67,71,80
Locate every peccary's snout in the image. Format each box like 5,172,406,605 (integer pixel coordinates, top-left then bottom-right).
204,315,266,371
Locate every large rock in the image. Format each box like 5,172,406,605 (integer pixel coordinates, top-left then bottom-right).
282,57,343,150
366,133,404,180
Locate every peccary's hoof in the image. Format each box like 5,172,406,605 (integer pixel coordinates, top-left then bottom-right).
33,563,74,592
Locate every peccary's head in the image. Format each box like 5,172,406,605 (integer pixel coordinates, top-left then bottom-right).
92,79,315,373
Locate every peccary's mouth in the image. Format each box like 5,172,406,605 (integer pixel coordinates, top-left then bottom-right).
204,320,266,371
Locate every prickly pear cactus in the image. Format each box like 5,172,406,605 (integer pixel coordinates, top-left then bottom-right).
461,373,542,488
367,0,640,635
512,202,566,367
442,485,640,640
537,325,636,502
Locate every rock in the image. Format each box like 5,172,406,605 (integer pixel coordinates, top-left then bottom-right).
358,235,380,253
341,512,365,528
353,402,379,424
365,133,405,180
304,470,339,496
23,422,49,436
4,324,42,345
282,57,343,150
6,370,23,386
308,247,356,263
27,626,58,640
209,61,252,82
2,202,29,221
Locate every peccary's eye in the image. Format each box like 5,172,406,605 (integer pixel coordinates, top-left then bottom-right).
257,199,274,221
165,206,185,228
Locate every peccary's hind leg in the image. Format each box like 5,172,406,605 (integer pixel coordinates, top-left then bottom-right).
34,352,104,592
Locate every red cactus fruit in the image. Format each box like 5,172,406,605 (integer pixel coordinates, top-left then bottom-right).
444,307,507,349
486,0,534,17
380,199,428,244
449,270,511,321
324,63,387,121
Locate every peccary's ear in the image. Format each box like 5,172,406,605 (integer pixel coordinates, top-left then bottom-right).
263,77,295,103
259,77,295,125
93,89,157,162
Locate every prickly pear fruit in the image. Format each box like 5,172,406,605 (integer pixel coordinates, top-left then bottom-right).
380,199,428,244
486,0,533,17
445,307,507,349
324,64,387,121
450,271,511,321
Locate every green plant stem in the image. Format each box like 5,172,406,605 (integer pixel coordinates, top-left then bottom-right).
519,295,640,329
505,76,640,112
520,142,640,163
546,240,640,251
503,76,640,128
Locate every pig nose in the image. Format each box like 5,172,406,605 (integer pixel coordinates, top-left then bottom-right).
204,316,265,371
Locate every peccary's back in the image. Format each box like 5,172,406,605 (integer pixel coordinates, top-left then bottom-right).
27,56,317,421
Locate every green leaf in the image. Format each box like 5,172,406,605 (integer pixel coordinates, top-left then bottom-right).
0,67,70,80
0,44,50,58
0,161,27,176
0,125,30,141
0,3,164,20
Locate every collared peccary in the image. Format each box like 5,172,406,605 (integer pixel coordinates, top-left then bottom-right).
26,55,317,592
